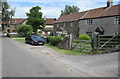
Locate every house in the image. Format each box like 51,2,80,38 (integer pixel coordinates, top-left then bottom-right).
1,18,26,33
54,0,120,38
41,18,56,36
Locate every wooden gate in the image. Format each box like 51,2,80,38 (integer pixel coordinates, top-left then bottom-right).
92,34,120,52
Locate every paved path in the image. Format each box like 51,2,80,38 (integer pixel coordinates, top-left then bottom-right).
2,37,118,77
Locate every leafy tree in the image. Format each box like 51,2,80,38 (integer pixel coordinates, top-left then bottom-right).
26,6,45,33
61,5,80,15
1,1,15,31
16,24,33,36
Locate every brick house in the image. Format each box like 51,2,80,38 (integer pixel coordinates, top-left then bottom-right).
54,0,120,38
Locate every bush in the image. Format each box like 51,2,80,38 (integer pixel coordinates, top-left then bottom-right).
79,35,91,40
48,36,62,46
61,34,65,37
16,24,33,36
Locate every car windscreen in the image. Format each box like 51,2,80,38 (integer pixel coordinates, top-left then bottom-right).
31,36,42,39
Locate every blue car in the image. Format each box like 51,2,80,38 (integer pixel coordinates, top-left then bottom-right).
25,35,44,45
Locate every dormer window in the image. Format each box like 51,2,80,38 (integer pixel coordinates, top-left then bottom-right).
86,19,94,25
115,16,120,24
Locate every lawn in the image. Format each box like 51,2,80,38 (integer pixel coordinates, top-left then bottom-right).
15,39,25,42
45,44,91,55
10,36,25,42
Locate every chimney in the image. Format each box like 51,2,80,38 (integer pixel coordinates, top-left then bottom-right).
107,0,113,7
44,16,46,21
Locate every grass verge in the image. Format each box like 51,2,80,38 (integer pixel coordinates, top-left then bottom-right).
45,44,90,55
15,39,25,42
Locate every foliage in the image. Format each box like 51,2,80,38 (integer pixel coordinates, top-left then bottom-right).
61,34,65,37
61,5,79,15
16,24,33,36
26,6,45,33
45,44,90,55
79,35,91,40
1,1,15,30
48,36,62,46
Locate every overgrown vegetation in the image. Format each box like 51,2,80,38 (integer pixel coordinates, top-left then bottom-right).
45,44,90,55
48,36,62,46
16,24,33,36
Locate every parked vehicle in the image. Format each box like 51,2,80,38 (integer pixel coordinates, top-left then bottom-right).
25,35,44,45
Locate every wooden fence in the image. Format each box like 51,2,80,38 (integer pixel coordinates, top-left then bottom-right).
92,34,120,52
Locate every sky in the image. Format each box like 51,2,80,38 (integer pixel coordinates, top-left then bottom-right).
7,0,120,19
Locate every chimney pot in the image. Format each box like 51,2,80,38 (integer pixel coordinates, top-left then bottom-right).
107,0,113,7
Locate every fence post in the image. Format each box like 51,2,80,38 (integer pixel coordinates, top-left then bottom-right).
69,33,73,50
92,33,98,51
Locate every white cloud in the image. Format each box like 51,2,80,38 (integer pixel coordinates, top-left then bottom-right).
10,4,32,18
74,1,106,11
9,0,116,19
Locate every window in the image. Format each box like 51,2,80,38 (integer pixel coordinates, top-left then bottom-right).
86,19,94,25
56,24,59,27
86,32,92,38
70,21,74,26
63,23,65,27
115,16,120,24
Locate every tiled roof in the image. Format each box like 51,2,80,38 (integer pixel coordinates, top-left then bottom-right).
55,4,120,23
11,18,26,25
0,18,26,25
54,11,87,23
101,4,120,17
46,18,56,25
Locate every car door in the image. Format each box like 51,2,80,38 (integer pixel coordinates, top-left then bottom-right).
27,36,32,43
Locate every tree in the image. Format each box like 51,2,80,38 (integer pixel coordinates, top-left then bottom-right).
1,1,15,31
61,5,80,15
16,24,33,36
26,6,45,33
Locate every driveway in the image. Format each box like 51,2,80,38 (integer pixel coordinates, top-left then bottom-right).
22,39,118,77
2,37,118,77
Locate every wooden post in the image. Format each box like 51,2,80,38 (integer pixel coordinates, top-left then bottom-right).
69,33,72,50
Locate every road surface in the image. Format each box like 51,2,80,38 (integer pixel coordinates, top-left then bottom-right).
2,37,118,77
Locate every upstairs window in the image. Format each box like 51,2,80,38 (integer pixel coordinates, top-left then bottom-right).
115,16,120,24
86,19,94,25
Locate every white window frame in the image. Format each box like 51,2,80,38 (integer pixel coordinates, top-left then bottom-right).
70,21,74,26
114,16,120,24
86,19,94,25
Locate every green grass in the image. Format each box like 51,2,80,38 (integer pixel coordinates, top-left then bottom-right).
45,44,91,55
10,36,26,38
15,39,25,42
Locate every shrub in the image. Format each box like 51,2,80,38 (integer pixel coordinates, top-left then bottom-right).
79,35,91,40
48,36,62,46
16,24,33,36
61,34,65,37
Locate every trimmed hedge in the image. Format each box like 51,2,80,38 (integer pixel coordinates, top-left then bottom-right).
48,36,62,46
79,35,91,40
